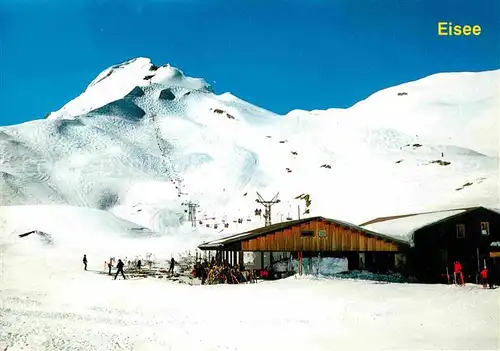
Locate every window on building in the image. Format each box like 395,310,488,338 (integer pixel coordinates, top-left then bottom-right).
480,222,490,236
456,224,465,238
300,230,314,237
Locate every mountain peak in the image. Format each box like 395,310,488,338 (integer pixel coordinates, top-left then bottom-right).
47,57,211,120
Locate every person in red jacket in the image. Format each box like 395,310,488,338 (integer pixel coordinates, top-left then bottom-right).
454,261,464,285
480,267,488,288
260,267,269,279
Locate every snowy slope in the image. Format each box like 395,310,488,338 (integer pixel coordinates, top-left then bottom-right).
1,268,498,350
347,70,500,157
0,58,499,256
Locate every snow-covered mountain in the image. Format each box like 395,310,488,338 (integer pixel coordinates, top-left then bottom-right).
0,57,498,250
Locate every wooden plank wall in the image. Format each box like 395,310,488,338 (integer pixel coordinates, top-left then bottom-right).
241,219,400,252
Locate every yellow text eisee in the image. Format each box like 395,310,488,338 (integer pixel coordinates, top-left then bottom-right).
438,22,482,36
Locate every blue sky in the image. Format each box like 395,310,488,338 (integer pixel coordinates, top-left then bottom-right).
0,0,498,125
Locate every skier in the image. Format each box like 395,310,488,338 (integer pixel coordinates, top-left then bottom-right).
114,259,126,280
137,259,142,271
83,254,88,271
168,257,176,275
480,267,488,288
454,261,464,286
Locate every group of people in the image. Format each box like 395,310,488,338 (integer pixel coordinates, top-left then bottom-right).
82,255,127,280
82,254,177,280
191,256,249,285
453,260,495,289
101,257,126,279
84,254,497,289
85,252,264,285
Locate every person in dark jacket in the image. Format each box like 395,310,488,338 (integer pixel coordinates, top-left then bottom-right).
201,266,208,285
168,257,176,275
83,254,88,271
114,259,126,280
137,259,142,271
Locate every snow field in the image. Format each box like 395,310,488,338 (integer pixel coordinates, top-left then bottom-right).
1,266,498,350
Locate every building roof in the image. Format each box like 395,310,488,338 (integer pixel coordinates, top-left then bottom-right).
358,206,479,226
360,206,498,244
198,216,410,250
489,208,500,215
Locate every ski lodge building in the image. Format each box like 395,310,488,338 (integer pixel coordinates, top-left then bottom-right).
198,216,410,275
198,206,500,283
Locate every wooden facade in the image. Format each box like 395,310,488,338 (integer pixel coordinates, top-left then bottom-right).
198,216,407,253
198,207,500,282
240,218,400,252
198,216,409,275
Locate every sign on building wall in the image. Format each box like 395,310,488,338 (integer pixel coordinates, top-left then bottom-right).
318,229,326,238
243,252,255,265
